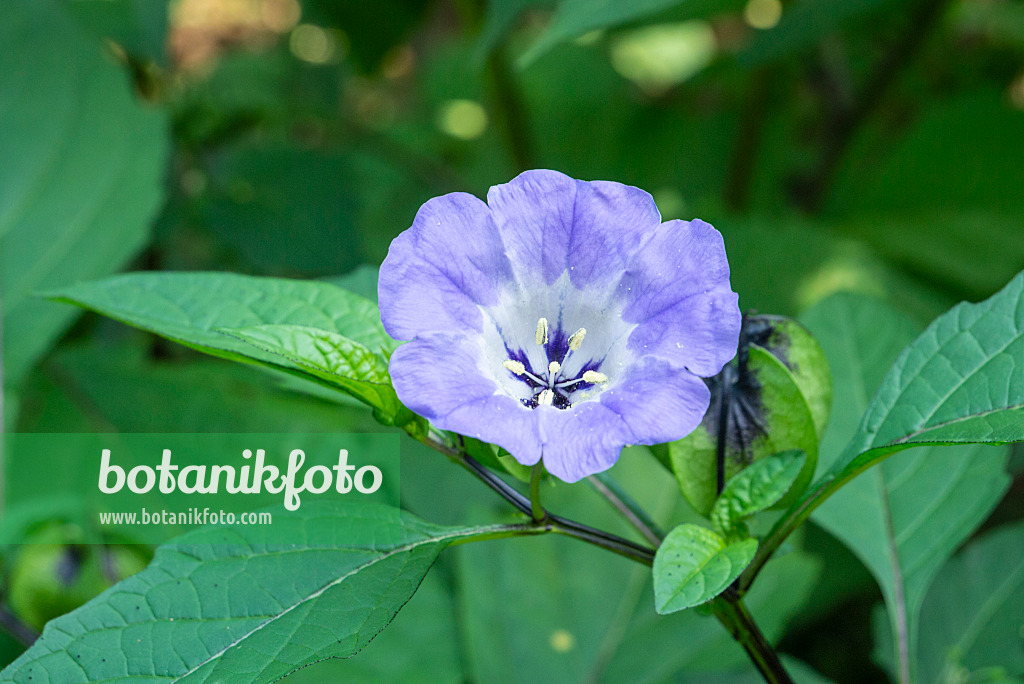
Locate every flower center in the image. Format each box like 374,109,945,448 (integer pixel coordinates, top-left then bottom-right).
501,317,607,410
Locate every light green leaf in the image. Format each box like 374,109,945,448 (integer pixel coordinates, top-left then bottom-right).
653,524,757,613
845,272,1024,458
800,293,1011,682
519,0,742,66
0,502,525,684
710,450,806,536
221,323,407,424
45,272,409,422
671,344,819,515
0,0,168,387
911,521,1024,683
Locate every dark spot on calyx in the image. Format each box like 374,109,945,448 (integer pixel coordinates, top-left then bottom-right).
704,312,770,493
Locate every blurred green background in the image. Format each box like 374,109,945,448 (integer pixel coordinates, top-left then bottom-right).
2,0,1023,681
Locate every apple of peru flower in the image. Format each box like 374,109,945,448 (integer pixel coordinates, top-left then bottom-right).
378,170,741,482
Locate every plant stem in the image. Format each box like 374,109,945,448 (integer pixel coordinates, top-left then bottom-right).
419,434,656,565
529,464,545,522
420,432,795,682
712,594,794,684
587,472,664,546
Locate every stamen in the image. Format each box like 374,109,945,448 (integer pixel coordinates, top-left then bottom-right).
582,370,608,384
548,360,561,376
568,328,587,351
535,317,549,345
537,389,554,406
502,360,526,375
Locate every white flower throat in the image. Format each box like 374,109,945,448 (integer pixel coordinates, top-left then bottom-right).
502,317,607,410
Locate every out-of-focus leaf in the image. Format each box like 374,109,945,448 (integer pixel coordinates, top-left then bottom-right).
302,0,431,72
653,524,757,613
830,91,1024,216
476,0,553,60
828,91,1024,299
739,0,895,65
200,146,362,276
0,502,518,684
324,264,382,303
0,0,167,387
897,521,1024,683
520,0,743,66
15,344,379,434
68,0,169,64
710,450,807,536
800,292,1012,680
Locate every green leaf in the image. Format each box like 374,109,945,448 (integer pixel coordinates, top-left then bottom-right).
221,323,408,424
653,524,757,613
840,271,1024,468
0,0,168,387
279,570,463,684
68,0,170,65
0,502,524,684
15,344,380,434
910,520,1024,683
710,450,806,536
759,316,833,440
45,272,409,422
800,293,1012,681
670,344,819,515
519,0,743,66
739,0,895,66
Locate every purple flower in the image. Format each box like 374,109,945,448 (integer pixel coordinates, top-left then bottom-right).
378,170,741,482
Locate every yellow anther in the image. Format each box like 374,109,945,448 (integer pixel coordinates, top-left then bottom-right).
582,370,608,384
537,389,554,406
568,328,587,351
548,361,561,376
535,317,549,345
502,359,526,375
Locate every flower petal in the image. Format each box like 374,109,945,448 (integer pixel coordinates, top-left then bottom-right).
619,219,741,376
389,333,543,465
379,192,515,341
598,356,711,446
487,170,662,290
537,402,632,482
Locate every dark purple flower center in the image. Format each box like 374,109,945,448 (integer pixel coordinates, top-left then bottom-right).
502,317,607,410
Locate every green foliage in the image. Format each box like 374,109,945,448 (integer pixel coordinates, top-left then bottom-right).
4,0,1024,679
910,521,1024,682
46,272,412,424
0,502,522,683
670,316,829,515
710,450,807,537
222,323,406,423
0,0,167,389
801,292,1012,680
653,524,758,613
520,0,745,66
845,271,1024,457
